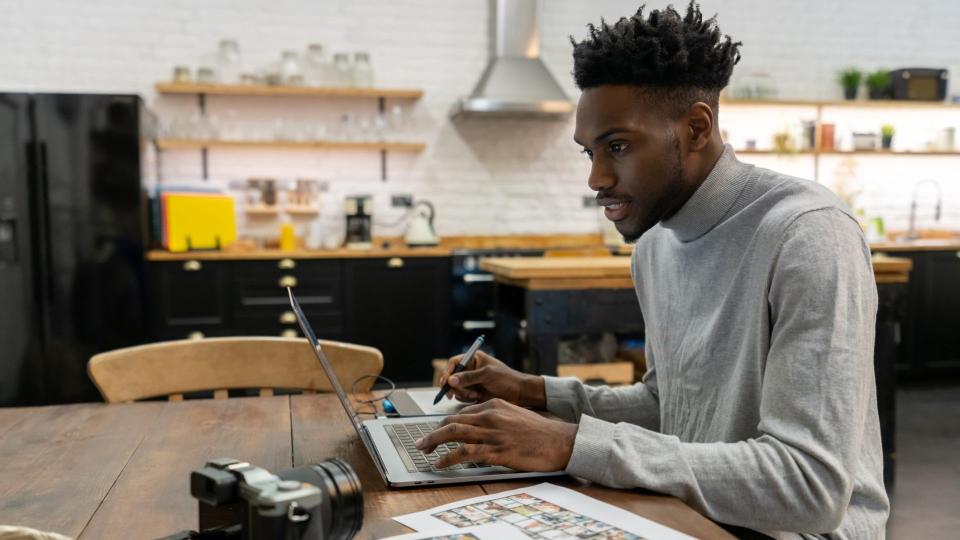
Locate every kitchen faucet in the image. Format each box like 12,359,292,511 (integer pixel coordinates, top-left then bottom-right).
906,179,942,240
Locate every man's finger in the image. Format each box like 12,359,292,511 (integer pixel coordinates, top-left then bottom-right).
440,355,464,387
434,443,490,469
448,366,489,388
437,410,490,428
415,422,486,453
458,398,505,416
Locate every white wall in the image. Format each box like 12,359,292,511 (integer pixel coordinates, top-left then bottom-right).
4,0,960,240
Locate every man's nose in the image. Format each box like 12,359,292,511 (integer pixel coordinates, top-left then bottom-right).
587,158,614,192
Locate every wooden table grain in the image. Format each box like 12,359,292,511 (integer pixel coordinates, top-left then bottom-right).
0,395,733,539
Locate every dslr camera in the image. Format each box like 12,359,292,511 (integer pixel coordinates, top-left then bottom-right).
161,457,363,540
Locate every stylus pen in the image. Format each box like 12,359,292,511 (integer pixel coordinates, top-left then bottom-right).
433,335,485,405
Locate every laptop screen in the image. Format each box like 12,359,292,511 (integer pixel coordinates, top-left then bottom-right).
287,287,365,435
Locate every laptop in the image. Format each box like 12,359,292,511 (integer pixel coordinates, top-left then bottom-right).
287,287,564,487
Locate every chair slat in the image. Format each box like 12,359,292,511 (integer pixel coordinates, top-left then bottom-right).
87,337,384,404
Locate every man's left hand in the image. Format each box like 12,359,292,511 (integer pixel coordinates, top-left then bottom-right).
414,398,578,472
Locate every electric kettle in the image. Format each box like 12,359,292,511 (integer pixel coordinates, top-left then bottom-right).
404,201,439,247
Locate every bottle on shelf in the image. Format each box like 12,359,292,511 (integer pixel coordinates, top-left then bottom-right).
332,53,353,87
281,50,304,86
216,39,243,85
353,52,374,88
304,43,329,87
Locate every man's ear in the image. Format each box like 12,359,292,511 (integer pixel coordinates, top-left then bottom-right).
687,102,715,152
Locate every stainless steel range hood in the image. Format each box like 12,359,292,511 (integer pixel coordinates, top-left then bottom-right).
453,0,573,118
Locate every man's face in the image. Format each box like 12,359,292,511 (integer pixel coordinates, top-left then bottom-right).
574,85,689,242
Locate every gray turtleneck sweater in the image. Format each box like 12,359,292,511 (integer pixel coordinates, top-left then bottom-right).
543,146,889,539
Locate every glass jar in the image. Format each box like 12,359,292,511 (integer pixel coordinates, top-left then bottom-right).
196,66,217,84
352,52,373,88
332,53,352,87
216,39,242,85
172,66,192,84
281,51,304,86
303,43,329,87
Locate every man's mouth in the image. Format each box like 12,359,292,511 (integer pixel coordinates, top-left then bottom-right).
598,199,632,222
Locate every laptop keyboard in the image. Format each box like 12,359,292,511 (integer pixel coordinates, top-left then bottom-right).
385,422,486,473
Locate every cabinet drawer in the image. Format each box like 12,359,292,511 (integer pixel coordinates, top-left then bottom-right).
149,261,228,333
234,309,344,339
232,260,341,313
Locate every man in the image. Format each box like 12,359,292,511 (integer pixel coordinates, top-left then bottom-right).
416,3,889,538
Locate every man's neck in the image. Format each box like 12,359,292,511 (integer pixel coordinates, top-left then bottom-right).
691,135,726,190
666,134,726,219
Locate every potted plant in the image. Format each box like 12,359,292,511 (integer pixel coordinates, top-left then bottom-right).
881,124,895,150
838,68,862,100
867,70,892,100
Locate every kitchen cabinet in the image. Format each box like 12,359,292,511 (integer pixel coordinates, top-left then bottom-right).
343,257,452,384
148,258,345,341
898,250,960,378
148,259,230,340
148,255,450,384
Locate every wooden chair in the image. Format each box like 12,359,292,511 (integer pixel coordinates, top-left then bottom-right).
543,247,613,258
88,337,383,403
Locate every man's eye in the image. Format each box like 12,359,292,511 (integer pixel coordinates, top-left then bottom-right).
609,142,628,155
580,148,593,160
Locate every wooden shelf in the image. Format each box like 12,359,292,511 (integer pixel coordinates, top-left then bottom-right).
736,149,960,157
285,206,319,217
723,98,960,109
156,82,423,100
244,205,279,217
156,138,426,152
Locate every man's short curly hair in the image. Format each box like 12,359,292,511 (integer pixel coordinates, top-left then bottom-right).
571,2,742,117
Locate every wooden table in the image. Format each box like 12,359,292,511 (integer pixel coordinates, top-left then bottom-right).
0,394,733,539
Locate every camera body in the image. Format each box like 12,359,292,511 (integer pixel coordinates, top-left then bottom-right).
162,457,362,540
194,458,327,540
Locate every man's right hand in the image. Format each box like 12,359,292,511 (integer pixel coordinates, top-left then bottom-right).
440,351,546,408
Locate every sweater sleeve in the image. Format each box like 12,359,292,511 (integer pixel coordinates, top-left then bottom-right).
563,209,880,534
542,240,661,430
542,342,660,430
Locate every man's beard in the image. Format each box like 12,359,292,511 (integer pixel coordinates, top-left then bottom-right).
621,136,685,243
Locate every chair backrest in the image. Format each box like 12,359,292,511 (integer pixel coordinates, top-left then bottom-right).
88,337,383,403
543,247,613,258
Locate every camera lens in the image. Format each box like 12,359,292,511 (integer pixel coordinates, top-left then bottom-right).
280,458,363,540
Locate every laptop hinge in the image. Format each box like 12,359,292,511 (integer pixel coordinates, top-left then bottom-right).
361,424,390,481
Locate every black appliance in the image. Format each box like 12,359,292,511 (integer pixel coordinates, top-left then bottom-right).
344,195,372,249
890,68,948,101
450,248,543,358
0,93,150,406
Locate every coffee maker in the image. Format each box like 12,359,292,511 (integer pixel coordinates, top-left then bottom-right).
345,195,373,249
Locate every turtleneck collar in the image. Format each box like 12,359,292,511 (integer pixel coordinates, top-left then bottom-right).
660,144,753,242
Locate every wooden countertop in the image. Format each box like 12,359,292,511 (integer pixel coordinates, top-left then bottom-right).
146,247,451,261
481,255,913,289
617,239,960,255
0,394,733,540
869,239,960,252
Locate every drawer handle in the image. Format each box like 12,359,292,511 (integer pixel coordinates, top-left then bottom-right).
281,329,298,338
279,275,298,288
463,320,496,330
278,258,296,269
183,260,202,272
463,274,494,283
387,257,404,269
187,331,205,340
280,311,297,324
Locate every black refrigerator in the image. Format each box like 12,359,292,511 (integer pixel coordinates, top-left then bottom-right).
0,93,150,406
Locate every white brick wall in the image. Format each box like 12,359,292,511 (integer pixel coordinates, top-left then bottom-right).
4,0,960,238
